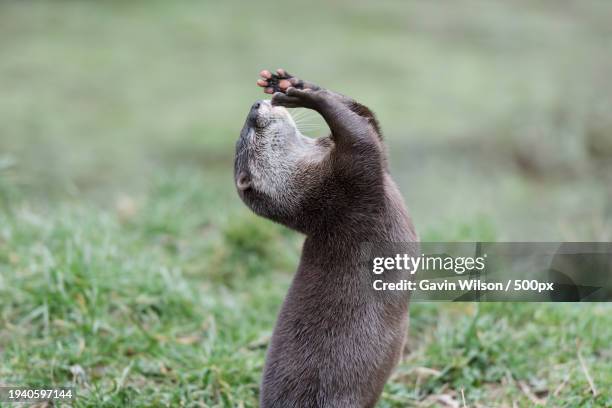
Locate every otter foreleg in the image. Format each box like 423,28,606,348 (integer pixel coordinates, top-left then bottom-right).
274,89,376,153
258,68,382,146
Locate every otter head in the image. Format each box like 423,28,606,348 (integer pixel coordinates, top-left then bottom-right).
234,100,325,230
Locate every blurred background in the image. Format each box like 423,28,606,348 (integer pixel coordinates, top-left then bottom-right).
2,0,611,239
1,1,611,406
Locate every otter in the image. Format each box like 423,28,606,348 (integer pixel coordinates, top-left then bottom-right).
234,69,418,407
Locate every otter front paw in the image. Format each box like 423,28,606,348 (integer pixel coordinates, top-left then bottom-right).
272,87,326,110
257,69,318,95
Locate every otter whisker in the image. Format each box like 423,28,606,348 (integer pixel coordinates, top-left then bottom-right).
293,119,321,126
293,121,319,126
290,111,307,120
293,118,318,124
290,109,318,122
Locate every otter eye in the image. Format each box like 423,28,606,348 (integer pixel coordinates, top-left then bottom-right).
237,172,252,191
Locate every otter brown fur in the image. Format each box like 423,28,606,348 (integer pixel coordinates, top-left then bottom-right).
234,69,418,407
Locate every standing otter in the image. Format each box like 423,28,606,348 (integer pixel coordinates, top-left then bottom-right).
234,69,418,407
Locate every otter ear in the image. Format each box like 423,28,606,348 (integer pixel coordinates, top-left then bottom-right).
236,171,252,191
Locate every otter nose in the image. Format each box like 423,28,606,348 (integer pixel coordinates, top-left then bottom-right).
248,100,264,124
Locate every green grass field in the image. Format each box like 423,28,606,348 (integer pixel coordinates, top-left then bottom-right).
1,1,611,406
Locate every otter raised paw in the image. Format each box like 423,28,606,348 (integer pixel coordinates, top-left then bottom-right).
257,68,320,94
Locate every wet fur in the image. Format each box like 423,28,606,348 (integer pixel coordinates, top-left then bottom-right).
235,75,417,407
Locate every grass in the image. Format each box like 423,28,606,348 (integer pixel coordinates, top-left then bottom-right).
1,0,611,406
1,171,610,407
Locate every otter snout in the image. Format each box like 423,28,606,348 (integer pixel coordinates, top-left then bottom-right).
248,100,273,126
250,99,263,114
247,100,261,125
